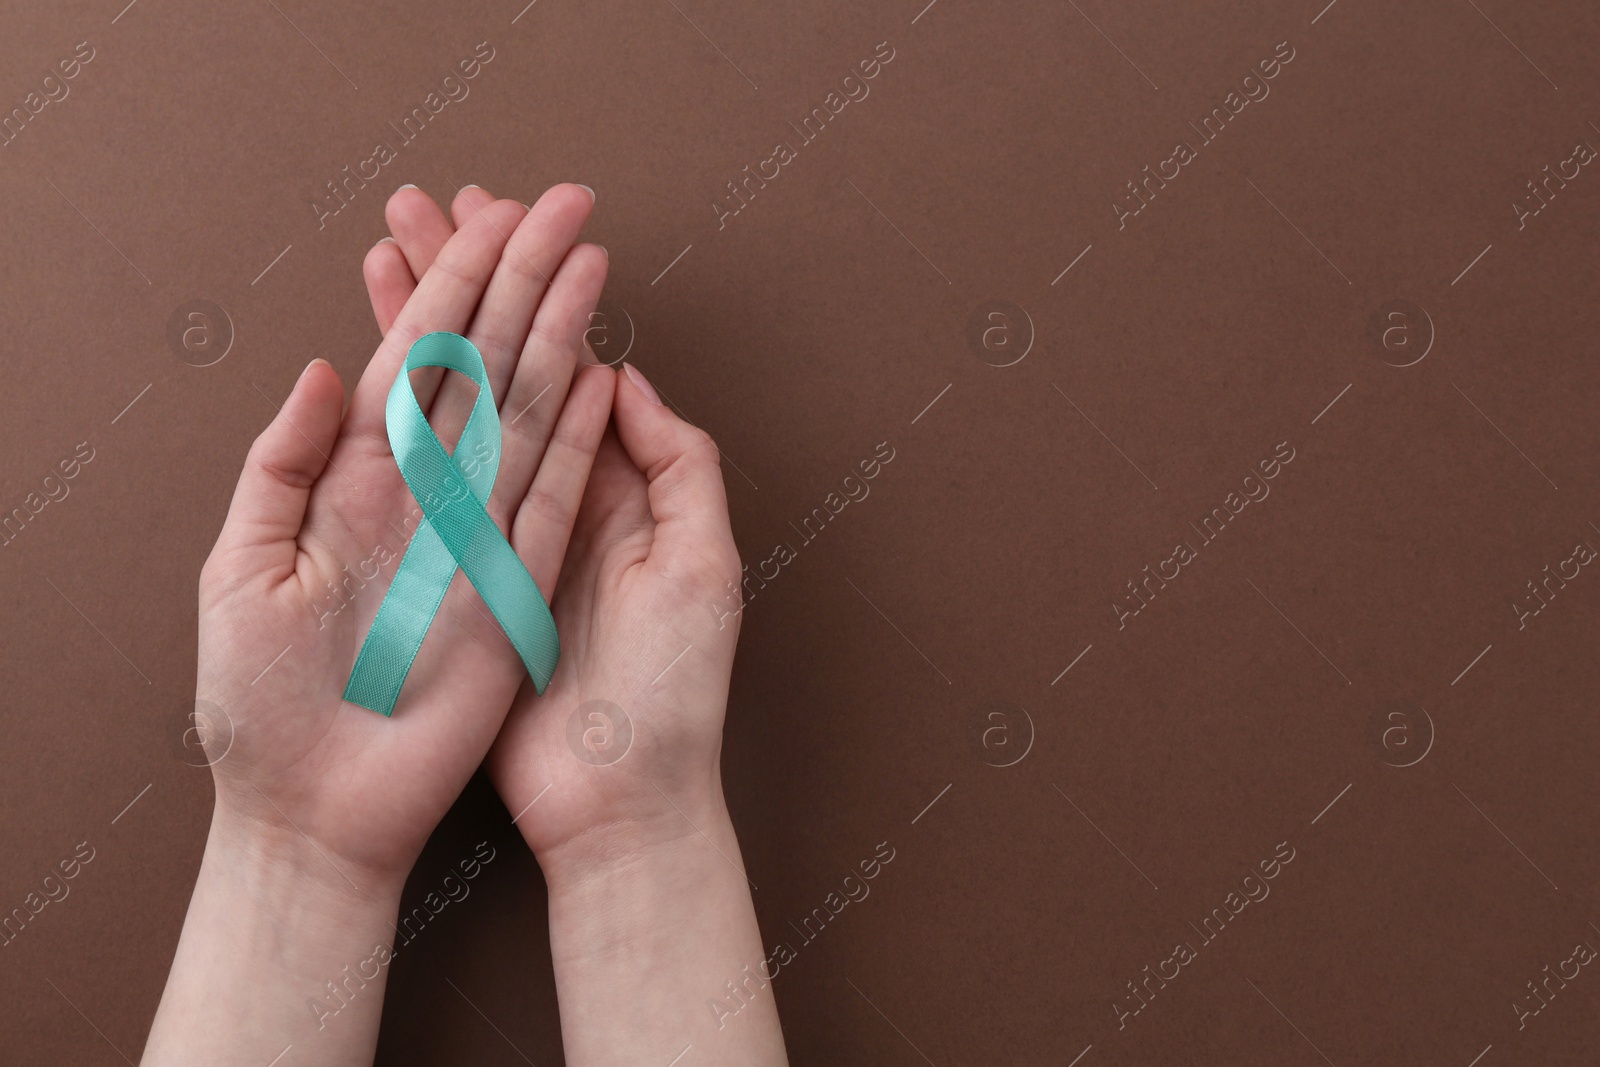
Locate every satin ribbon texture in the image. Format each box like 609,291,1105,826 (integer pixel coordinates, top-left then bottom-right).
343,331,559,716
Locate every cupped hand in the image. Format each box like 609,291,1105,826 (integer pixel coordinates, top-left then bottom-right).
198,184,614,883
363,185,745,882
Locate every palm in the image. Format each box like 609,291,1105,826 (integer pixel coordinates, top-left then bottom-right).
199,429,532,876
198,187,613,881
486,431,739,859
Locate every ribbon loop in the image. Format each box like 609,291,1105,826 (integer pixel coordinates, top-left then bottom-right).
343,332,559,716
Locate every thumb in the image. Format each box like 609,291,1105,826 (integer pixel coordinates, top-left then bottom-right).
213,359,345,581
613,362,737,567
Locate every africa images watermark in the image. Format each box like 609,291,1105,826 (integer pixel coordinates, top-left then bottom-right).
1511,527,1596,631
1113,40,1297,230
0,840,96,950
1113,440,1297,629
1112,840,1297,1030
311,42,498,231
0,440,95,549
308,840,498,1030
709,441,897,630
712,41,897,230
566,699,633,766
308,505,431,630
708,840,898,1031
0,39,97,153
1511,933,1596,1032
1511,133,1596,230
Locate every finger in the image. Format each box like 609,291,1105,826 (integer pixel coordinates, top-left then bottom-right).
510,363,616,595
612,363,739,566
376,187,501,337
558,425,652,590
363,238,416,337
450,183,499,228
343,198,527,448
213,359,345,581
385,188,460,289
386,185,453,282
367,186,458,335
490,242,609,524
387,185,531,428
428,184,594,445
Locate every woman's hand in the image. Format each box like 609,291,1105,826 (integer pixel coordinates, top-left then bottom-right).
367,185,789,1065
365,185,743,877
200,184,612,881
144,184,613,1066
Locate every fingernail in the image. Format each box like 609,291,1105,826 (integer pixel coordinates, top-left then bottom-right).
623,362,661,405
596,245,608,259
302,358,329,380
577,183,595,202
377,236,396,245
396,183,417,192
460,183,480,192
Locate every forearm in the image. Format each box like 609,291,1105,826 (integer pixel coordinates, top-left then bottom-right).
142,807,406,1066
542,797,788,1066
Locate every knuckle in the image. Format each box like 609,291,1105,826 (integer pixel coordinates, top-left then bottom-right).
383,321,425,356
255,452,318,491
529,313,577,356
504,247,552,288
470,323,524,367
429,250,480,289
521,483,569,528
686,427,720,462
546,407,593,454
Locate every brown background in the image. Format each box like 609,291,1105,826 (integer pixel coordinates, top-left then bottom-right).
4,0,1600,1063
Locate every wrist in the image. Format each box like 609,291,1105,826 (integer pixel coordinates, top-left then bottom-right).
535,788,787,1066
533,774,735,899
205,800,409,921
210,788,416,898
143,803,409,1063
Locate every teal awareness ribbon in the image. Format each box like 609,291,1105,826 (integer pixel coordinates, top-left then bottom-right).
343,331,559,716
